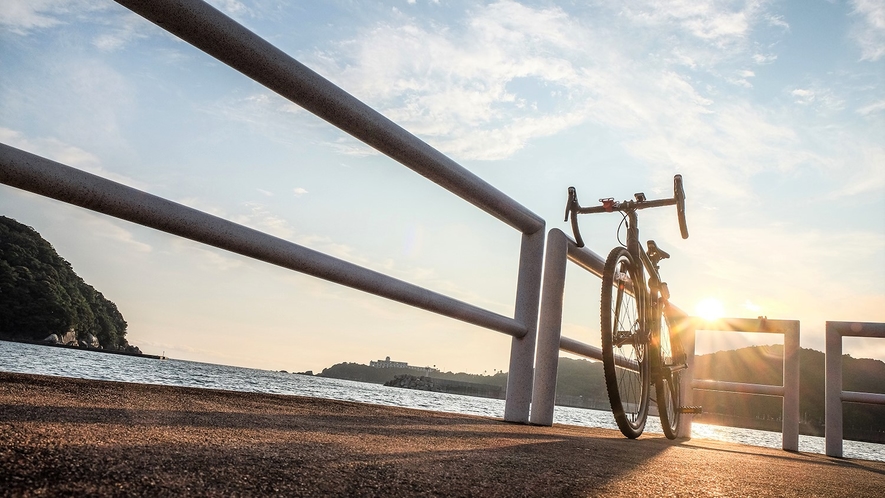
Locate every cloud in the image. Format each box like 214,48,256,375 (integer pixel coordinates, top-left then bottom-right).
619,0,768,44
83,216,153,254
90,11,151,52
231,202,297,240
308,0,591,160
292,187,309,196
791,88,815,104
202,93,311,148
0,0,112,35
822,143,885,198
850,0,885,61
0,0,66,34
302,0,804,169
857,99,885,115
729,69,756,87
789,86,845,111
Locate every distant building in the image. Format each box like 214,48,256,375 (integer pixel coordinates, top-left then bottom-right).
370,356,439,373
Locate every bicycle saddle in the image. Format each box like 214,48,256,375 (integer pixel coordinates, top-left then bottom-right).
647,240,670,263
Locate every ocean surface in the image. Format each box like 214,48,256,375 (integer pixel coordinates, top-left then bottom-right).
1,340,882,463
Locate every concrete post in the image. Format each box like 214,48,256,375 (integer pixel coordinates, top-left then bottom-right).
782,323,800,451
504,228,545,423
529,229,570,426
825,323,843,457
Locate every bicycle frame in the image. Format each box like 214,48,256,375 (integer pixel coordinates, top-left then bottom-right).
618,207,669,379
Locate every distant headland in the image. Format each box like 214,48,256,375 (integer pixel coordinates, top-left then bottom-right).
0,216,140,355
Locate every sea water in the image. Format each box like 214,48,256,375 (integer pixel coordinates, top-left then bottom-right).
1,340,882,462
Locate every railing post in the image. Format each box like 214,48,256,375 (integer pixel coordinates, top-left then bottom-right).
677,316,697,439
504,228,545,423
529,229,570,426
783,322,800,451
825,322,844,457
689,317,800,449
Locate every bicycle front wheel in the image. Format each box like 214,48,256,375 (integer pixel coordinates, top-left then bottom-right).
655,307,683,439
600,247,649,439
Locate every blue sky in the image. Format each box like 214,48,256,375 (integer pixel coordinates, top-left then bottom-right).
1,0,883,374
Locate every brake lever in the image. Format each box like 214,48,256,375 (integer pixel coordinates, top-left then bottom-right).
564,187,577,222
565,187,586,247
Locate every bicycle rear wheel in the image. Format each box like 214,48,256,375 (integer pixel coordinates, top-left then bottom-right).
655,307,683,439
600,247,649,439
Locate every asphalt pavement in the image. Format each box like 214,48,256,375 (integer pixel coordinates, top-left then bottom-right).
1,372,883,497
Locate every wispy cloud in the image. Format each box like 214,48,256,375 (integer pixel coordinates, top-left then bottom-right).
302,0,820,189
850,0,885,61
619,0,768,44
789,86,845,111
857,99,885,115
0,0,113,36
0,0,68,35
90,11,151,52
310,0,590,160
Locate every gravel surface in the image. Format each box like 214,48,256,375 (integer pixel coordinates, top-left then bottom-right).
1,371,883,497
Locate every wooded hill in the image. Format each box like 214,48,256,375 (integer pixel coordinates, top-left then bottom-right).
0,216,134,351
692,345,885,441
318,362,509,387
320,348,885,442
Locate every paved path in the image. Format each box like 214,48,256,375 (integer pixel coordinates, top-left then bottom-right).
1,372,883,496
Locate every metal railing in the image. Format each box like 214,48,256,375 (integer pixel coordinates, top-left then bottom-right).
689,317,800,451
825,321,885,457
0,0,546,423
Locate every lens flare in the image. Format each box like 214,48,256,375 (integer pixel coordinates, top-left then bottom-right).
695,298,725,321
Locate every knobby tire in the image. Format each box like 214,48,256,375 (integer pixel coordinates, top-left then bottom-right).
600,247,649,439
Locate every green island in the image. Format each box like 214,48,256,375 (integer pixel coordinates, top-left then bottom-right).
0,216,139,354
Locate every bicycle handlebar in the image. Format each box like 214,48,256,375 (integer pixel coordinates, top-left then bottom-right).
564,174,689,247
564,187,586,247
674,174,689,239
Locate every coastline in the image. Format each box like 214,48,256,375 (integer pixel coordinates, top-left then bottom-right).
2,371,884,496
1,338,166,360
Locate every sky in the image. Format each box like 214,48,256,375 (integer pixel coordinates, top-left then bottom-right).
1,0,883,375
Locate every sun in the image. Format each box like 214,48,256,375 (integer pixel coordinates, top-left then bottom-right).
695,298,725,321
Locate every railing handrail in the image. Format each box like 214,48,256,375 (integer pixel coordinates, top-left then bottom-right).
114,0,544,236
0,144,528,338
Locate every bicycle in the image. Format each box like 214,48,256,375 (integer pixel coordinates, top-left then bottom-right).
563,174,691,439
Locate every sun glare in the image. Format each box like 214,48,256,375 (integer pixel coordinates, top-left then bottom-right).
695,298,725,321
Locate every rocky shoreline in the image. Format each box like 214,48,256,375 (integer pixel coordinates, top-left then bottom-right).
5,338,165,360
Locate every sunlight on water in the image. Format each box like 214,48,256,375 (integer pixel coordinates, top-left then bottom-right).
1,340,882,462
